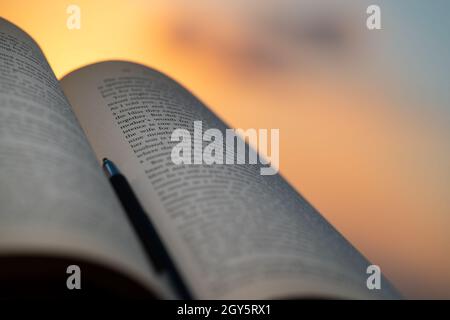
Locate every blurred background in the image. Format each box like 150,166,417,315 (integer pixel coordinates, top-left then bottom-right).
1,0,449,298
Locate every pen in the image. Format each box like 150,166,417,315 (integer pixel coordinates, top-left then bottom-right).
102,158,192,299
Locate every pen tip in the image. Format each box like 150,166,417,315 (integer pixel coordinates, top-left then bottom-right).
102,158,120,177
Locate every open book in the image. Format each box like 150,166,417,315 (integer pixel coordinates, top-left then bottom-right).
0,18,400,299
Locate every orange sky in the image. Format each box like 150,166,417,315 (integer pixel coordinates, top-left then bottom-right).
1,0,449,298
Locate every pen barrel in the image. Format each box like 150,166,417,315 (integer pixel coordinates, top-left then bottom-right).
110,174,165,272
108,174,192,299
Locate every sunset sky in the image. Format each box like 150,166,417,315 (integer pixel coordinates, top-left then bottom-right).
1,0,449,298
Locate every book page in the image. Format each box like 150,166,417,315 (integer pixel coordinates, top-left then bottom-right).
61,60,400,299
0,18,170,297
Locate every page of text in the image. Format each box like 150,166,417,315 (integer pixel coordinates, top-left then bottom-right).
61,60,399,299
0,18,169,297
